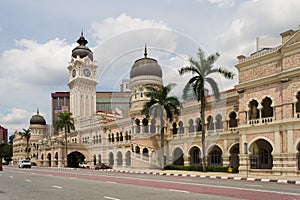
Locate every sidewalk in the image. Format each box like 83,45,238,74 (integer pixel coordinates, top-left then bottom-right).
110,168,300,185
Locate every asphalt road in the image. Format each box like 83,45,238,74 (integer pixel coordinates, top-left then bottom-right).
1,166,300,200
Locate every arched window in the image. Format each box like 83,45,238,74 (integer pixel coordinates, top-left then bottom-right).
172,122,178,135
188,119,194,133
195,118,202,132
248,100,259,119
108,134,111,143
125,131,129,140
261,97,273,118
215,114,223,130
111,133,114,143
116,132,119,142
135,146,140,154
142,148,149,158
178,121,184,135
120,132,123,141
135,119,140,134
229,112,237,128
142,118,149,133
207,116,214,131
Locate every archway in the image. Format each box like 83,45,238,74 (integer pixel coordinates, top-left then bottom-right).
47,153,51,167
189,146,201,166
173,147,184,166
208,145,223,166
125,151,131,166
249,139,273,169
67,151,85,168
229,143,239,167
117,151,122,166
109,152,114,166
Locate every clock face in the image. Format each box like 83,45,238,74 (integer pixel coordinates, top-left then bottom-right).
83,68,91,77
72,69,76,77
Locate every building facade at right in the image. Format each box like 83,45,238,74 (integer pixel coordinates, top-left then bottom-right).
236,27,300,175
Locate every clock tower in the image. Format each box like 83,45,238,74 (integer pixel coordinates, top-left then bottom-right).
68,32,97,119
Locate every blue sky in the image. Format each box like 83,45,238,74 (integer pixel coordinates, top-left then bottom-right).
1,0,300,135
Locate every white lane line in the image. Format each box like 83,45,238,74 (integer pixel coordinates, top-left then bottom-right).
169,189,190,193
104,196,120,200
105,181,117,184
52,185,63,189
9,176,14,178
25,179,31,182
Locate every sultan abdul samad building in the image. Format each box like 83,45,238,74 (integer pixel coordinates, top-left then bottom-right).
13,25,300,176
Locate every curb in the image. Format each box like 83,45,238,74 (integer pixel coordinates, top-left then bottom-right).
107,169,300,185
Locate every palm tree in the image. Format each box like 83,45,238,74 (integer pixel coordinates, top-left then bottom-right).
142,83,180,169
21,128,31,159
178,48,234,172
54,111,75,167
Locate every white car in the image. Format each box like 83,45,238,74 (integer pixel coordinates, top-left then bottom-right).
18,160,31,168
78,162,90,168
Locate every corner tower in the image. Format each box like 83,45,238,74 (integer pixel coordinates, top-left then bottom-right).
68,32,97,119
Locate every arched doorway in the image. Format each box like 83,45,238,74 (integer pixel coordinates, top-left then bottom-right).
117,151,122,166
54,152,58,166
208,145,223,166
229,144,239,167
189,146,201,166
67,151,85,168
109,152,114,166
173,147,184,165
249,139,273,169
125,151,131,167
47,153,51,167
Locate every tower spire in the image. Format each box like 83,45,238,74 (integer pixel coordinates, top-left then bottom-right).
37,108,39,115
144,44,148,57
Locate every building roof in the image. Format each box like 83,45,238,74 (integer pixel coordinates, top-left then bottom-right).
71,31,93,61
130,46,162,79
30,109,46,125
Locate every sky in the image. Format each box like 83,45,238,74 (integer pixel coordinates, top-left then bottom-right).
1,0,300,136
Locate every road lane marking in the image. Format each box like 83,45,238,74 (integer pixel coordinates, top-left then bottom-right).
52,185,62,189
9,176,14,179
98,174,300,197
25,179,31,182
169,189,190,193
106,181,117,184
104,196,120,200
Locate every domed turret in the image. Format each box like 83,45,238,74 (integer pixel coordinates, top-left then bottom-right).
130,46,162,79
30,109,46,125
72,31,93,61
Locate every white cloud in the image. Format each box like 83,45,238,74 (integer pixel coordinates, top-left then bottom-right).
207,0,235,6
0,108,35,133
1,38,72,86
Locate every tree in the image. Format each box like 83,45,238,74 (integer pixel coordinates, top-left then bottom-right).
0,143,13,163
21,128,31,159
142,83,180,169
178,48,234,171
54,111,75,167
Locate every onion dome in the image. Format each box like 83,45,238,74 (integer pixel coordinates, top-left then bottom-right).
71,31,93,61
130,46,162,79
30,109,46,125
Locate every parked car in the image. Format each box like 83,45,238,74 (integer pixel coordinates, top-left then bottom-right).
78,162,90,168
1,161,9,165
95,163,112,170
18,160,31,168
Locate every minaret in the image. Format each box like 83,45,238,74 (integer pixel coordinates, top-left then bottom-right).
68,32,97,119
